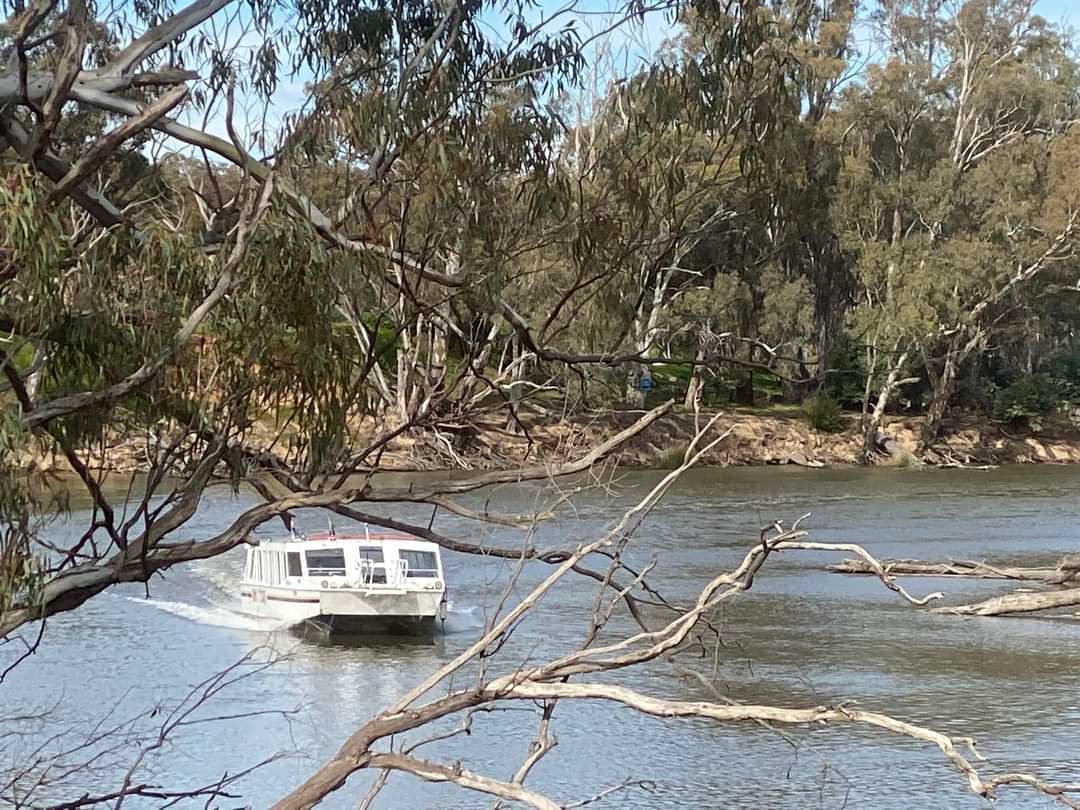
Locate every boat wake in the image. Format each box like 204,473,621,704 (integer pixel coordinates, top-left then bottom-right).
123,596,288,633
441,602,485,634
126,591,487,636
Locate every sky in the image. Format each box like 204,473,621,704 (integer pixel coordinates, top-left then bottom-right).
1036,0,1076,27
170,0,1078,157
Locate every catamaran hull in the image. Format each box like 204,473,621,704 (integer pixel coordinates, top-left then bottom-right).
238,586,446,635
297,614,438,636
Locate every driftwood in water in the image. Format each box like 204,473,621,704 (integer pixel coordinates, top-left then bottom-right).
828,558,1070,582
932,587,1080,617
1059,554,1080,572
831,556,1080,617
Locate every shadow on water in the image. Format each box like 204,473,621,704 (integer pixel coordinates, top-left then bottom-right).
288,620,447,650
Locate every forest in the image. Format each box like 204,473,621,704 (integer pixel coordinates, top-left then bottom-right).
4,0,1080,473
3,0,1080,807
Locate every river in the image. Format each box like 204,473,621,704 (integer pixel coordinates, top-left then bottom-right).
3,466,1079,808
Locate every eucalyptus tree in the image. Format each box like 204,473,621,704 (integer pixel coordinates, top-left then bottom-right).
835,0,1080,459
0,0,622,641
734,0,858,388
515,3,819,409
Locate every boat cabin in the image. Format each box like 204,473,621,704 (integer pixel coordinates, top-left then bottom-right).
243,531,444,591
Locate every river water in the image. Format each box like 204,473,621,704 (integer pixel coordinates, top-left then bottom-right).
3,466,1080,808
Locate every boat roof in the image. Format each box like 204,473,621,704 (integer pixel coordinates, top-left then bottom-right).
263,532,430,544
302,532,413,542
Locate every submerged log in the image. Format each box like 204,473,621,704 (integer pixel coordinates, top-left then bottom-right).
831,556,1080,617
1058,554,1080,572
932,587,1080,617
828,559,1060,581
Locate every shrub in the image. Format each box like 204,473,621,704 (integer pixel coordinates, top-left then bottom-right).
993,373,1061,430
821,335,869,408
1050,354,1080,403
655,442,690,469
802,394,844,432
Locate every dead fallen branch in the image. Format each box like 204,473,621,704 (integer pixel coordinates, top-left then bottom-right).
832,555,1080,617
829,558,1066,582
782,542,944,606
932,587,1080,617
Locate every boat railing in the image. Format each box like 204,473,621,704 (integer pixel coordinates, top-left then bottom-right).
354,558,408,589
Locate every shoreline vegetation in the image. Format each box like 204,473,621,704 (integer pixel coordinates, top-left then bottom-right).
19,406,1080,475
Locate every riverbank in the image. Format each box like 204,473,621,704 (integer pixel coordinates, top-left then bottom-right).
17,407,1080,474
522,409,1080,469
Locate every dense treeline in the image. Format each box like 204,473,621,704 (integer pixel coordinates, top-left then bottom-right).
223,0,1080,460
3,0,1080,481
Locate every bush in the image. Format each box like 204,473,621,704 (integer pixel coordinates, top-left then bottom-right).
802,394,844,432
993,373,1061,430
1050,354,1080,403
821,335,869,408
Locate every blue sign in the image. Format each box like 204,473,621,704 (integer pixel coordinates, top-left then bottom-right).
639,376,653,391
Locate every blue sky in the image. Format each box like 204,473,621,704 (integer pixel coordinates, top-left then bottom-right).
1036,0,1076,26
174,0,1077,154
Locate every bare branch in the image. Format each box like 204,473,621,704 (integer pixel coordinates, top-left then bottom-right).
46,84,190,206
367,753,560,810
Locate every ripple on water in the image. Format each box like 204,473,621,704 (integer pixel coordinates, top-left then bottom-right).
5,465,1079,808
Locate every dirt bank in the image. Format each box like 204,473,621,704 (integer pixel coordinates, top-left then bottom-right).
18,408,1080,474
613,411,1080,468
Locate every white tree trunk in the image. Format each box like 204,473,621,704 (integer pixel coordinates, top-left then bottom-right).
861,350,910,463
684,337,706,409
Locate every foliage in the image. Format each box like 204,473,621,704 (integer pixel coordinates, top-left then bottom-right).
1049,354,1080,403
802,393,844,432
4,0,1080,804
993,374,1062,430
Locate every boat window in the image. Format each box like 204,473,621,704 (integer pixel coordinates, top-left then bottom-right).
401,549,438,578
262,550,282,586
287,552,302,577
306,548,347,576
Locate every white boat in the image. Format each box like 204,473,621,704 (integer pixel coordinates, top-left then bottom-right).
238,525,448,635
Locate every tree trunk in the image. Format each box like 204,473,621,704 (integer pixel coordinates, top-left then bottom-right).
860,351,909,464
24,342,47,401
460,320,500,404
428,251,461,394
684,339,707,409
921,351,957,451
921,329,984,451
732,369,754,406
396,318,423,424
625,263,672,406
506,332,527,432
429,320,448,391
810,242,852,389
396,345,412,424
860,342,878,431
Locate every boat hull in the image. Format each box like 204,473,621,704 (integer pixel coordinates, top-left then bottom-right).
296,614,438,637
238,585,446,635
